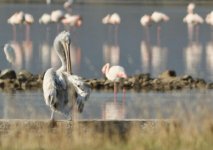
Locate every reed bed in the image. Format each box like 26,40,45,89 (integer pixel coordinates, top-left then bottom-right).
0,116,212,150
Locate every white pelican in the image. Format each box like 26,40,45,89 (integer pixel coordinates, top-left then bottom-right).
102,63,127,102
43,31,90,121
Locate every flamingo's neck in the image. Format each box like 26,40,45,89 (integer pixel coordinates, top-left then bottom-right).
102,63,110,76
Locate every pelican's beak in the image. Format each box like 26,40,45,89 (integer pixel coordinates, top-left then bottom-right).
63,41,72,74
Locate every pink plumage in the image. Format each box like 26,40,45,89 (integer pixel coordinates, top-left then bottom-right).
102,63,127,82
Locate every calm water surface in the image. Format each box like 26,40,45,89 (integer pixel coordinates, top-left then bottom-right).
0,3,212,119
0,90,213,120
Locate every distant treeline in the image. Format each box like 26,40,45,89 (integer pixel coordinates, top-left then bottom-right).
1,0,213,4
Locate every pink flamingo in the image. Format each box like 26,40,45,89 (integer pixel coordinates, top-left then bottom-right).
7,11,24,41
151,11,169,45
51,10,65,33
140,14,152,43
24,13,34,41
102,63,127,102
61,14,83,32
102,13,121,44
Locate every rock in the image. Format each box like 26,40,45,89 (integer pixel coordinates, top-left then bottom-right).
0,69,16,80
17,70,33,82
158,70,176,79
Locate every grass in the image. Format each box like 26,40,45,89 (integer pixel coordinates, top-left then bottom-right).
0,117,213,150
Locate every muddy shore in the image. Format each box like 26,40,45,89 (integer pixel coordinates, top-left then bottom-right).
0,69,212,92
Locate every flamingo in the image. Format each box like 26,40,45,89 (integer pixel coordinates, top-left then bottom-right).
187,2,196,14
51,10,65,33
102,13,121,44
205,11,213,39
183,13,203,42
3,43,16,65
24,13,34,41
39,13,52,41
102,63,127,102
140,14,152,42
64,0,73,13
43,31,90,121
61,14,83,31
151,11,169,45
39,13,52,25
7,11,24,41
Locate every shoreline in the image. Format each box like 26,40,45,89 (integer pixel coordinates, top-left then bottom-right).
0,69,212,92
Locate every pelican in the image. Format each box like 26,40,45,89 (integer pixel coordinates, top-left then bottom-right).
43,31,90,121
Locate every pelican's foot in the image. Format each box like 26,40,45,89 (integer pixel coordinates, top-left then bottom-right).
49,118,56,128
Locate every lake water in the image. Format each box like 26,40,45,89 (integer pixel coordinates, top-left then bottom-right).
0,3,213,120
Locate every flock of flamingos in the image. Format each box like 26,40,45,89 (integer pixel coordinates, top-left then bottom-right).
4,1,213,120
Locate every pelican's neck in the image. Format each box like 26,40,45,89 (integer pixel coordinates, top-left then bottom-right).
54,39,67,72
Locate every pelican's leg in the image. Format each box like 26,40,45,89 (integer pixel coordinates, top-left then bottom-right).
50,110,54,121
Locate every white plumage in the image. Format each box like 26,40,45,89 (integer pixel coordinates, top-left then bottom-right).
39,13,51,25
3,43,16,65
43,31,90,120
151,11,170,23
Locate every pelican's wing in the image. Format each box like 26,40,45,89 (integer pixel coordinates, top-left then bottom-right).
68,74,91,101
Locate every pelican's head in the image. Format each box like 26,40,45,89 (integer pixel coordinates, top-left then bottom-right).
54,31,72,73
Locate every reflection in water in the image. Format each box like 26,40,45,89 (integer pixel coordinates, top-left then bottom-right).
206,42,213,79
103,43,120,65
184,42,202,76
70,43,81,74
102,100,125,120
39,42,51,71
140,41,151,73
22,40,33,71
9,41,24,71
140,40,168,76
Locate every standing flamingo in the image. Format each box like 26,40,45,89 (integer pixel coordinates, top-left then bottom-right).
24,13,34,41
43,31,90,121
61,14,83,32
183,13,203,42
102,13,121,44
3,43,16,66
51,10,65,33
7,11,24,41
39,13,52,41
102,63,127,102
140,14,152,42
64,0,73,13
151,11,169,45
